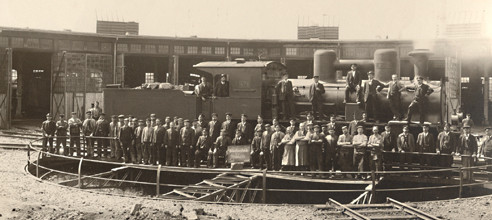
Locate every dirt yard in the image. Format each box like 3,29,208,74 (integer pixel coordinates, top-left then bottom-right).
1,133,492,219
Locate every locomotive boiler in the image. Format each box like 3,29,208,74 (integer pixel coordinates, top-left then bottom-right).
103,49,443,124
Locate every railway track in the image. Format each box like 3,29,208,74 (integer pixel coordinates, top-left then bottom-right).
315,197,441,220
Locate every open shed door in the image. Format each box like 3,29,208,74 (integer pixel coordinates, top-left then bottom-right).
0,48,12,129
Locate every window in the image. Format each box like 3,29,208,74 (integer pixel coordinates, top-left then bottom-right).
214,47,225,55
187,46,198,54
145,72,155,83
201,47,212,54
270,48,281,56
230,47,240,55
174,45,184,54
286,48,297,56
243,48,254,55
461,77,470,83
11,70,17,82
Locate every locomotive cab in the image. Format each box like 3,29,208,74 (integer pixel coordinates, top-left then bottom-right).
193,60,286,120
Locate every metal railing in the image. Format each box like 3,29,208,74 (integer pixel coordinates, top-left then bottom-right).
25,136,492,204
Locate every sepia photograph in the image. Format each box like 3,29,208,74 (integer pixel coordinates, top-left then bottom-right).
1,0,492,219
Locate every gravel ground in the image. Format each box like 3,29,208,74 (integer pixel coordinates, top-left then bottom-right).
1,133,492,219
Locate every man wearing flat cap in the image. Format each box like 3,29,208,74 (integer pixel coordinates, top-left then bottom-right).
68,112,82,156
55,114,68,155
82,111,96,157
308,75,325,119
180,119,195,167
362,71,385,121
458,125,478,180
345,63,362,103
41,113,56,153
405,76,434,124
94,113,110,158
214,74,229,97
275,72,295,120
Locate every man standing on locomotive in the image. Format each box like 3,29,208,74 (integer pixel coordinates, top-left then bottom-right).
362,71,384,122
275,72,295,120
386,74,405,120
405,76,434,124
344,64,362,104
308,76,325,119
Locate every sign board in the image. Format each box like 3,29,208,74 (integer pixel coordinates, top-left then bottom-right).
226,145,251,163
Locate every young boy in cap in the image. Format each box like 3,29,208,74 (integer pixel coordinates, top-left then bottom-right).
55,114,68,155
141,118,154,165
180,119,195,167
82,111,96,157
270,124,286,171
195,129,212,168
41,113,56,153
250,129,263,168
68,112,82,156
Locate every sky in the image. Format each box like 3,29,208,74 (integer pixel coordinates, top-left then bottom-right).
1,0,492,40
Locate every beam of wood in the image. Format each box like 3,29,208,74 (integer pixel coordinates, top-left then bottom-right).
173,190,197,199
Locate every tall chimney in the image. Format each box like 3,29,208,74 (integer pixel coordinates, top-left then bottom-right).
408,49,433,79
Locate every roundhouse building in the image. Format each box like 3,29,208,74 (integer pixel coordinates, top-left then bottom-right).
0,26,490,128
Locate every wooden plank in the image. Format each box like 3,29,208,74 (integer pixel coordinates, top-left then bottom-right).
173,190,197,199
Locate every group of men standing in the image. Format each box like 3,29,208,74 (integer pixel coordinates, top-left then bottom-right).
274,63,434,123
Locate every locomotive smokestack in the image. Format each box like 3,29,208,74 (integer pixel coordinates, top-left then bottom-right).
408,49,433,79
373,49,397,82
314,50,337,83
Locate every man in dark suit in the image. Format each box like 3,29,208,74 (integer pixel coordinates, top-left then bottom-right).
214,74,229,97
405,76,434,124
416,124,435,166
458,126,478,180
386,74,405,120
308,75,325,119
94,113,110,158
344,64,362,103
362,71,384,121
221,112,235,138
236,114,253,143
275,72,295,119
195,76,212,101
208,113,221,144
